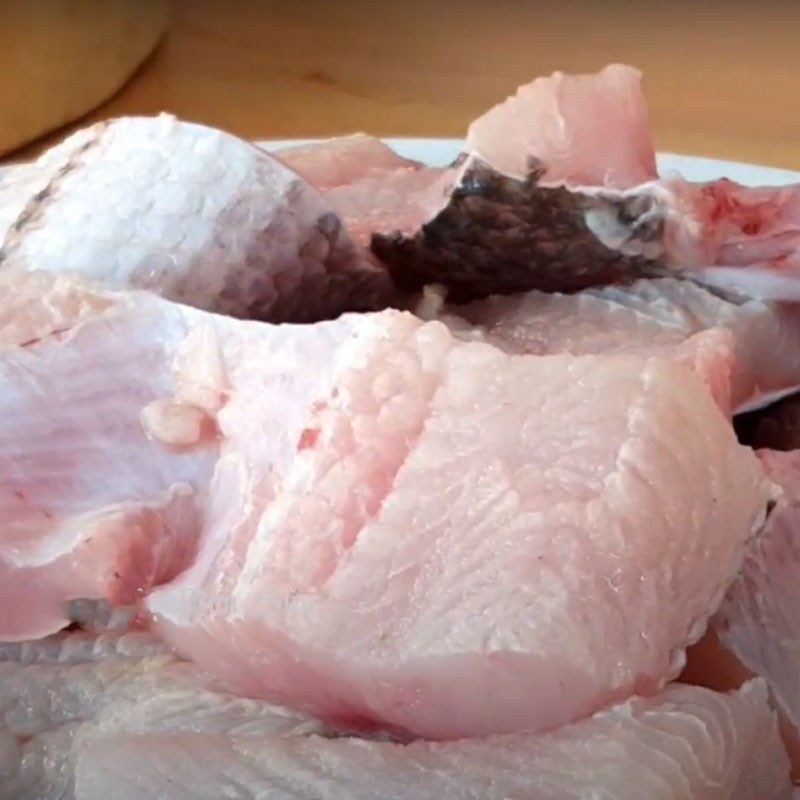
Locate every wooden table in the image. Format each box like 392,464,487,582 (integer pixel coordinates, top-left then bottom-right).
9,0,800,169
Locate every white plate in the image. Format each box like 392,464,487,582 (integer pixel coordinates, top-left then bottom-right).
260,137,800,187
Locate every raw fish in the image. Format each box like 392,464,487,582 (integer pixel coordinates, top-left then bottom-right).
444,277,800,413
275,134,423,191
373,65,800,303
0,274,424,640
148,321,770,739
3,681,789,800
712,450,800,764
0,116,390,322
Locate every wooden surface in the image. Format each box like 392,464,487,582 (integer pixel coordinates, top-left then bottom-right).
6,0,800,168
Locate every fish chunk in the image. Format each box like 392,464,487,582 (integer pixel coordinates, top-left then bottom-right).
148,319,771,739
373,64,800,303
6,681,789,800
277,135,449,249
466,63,656,188
712,450,800,763
275,134,423,192
0,115,390,322
444,277,800,413
0,272,407,640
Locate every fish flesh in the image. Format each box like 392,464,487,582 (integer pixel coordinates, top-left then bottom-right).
0,115,390,322
0,272,453,641
442,277,800,414
465,63,657,188
372,65,800,303
146,316,770,739
275,134,424,192
0,277,215,639
3,680,789,800
712,450,800,761
277,135,450,248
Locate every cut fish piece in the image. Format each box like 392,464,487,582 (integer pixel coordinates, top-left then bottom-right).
8,681,788,800
277,135,450,249
0,115,390,322
149,322,771,740
444,277,800,413
466,63,657,188
275,134,423,192
713,450,800,765
0,273,394,640
373,65,800,303
0,281,215,640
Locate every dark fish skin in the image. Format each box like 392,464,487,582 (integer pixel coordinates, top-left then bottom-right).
371,158,666,303
735,392,800,451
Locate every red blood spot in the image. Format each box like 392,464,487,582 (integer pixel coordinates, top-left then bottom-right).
298,428,319,450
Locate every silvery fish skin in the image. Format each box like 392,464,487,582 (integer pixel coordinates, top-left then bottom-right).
0,115,391,322
1,680,790,800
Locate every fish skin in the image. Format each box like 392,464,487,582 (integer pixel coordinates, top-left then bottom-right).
372,65,800,303
0,281,216,640
0,639,327,800
0,115,391,322
147,318,771,740
5,681,783,800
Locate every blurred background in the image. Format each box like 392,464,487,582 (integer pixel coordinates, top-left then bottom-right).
2,0,799,166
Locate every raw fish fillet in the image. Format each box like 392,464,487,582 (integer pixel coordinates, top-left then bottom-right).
275,134,423,191
445,277,800,413
7,681,790,800
0,115,390,321
0,273,428,641
0,278,216,640
373,64,800,302
713,450,800,761
278,135,449,248
466,63,656,188
148,320,771,739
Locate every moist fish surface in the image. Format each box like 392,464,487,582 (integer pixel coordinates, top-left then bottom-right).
0,632,327,800
277,134,450,249
0,115,390,322
704,449,800,775
0,272,405,640
442,277,800,413
146,312,770,740
4,680,789,800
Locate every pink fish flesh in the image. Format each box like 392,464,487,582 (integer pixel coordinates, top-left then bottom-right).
713,450,800,756
145,313,770,739
442,277,800,414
